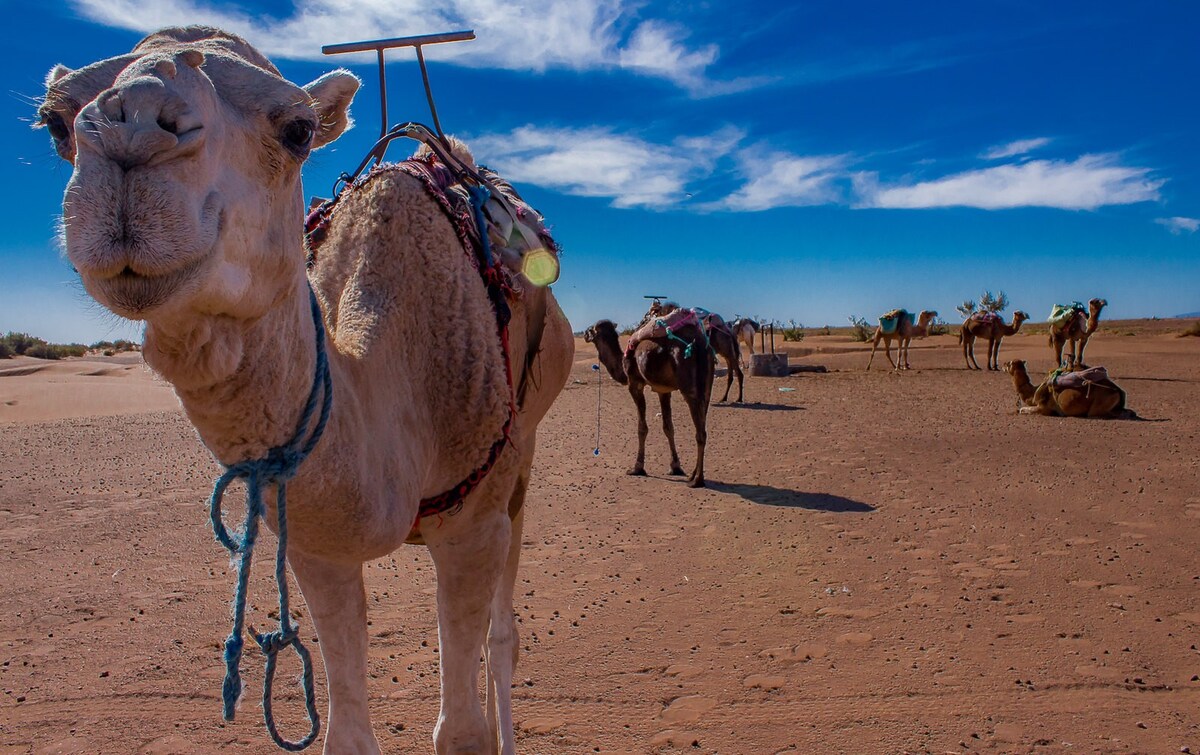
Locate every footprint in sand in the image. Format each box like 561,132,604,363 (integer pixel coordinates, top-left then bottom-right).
661,695,717,723
665,663,704,679
520,716,565,734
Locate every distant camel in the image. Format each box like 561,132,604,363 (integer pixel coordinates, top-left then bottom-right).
866,309,938,371
730,317,760,367
1049,298,1106,369
1004,359,1135,418
960,310,1029,370
585,316,714,487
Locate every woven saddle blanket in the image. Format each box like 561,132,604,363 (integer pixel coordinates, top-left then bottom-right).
1051,366,1110,390
968,311,1003,327
626,307,703,355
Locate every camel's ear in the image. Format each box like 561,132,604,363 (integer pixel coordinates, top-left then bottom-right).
303,70,360,149
45,64,72,89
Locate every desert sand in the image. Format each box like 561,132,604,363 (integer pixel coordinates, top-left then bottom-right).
1,322,1198,753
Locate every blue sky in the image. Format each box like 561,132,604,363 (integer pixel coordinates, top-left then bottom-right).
4,1,1198,343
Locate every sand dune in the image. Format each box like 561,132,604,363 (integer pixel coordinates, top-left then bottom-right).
0,355,178,424
0,322,1197,752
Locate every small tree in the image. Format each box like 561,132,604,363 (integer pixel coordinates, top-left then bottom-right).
955,299,977,319
847,315,871,342
979,290,1009,313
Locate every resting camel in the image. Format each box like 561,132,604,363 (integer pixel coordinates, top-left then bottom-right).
866,309,938,371
1049,298,1106,369
960,310,1029,371
729,317,760,367
39,26,574,754
654,303,743,403
584,317,714,487
1004,360,1134,419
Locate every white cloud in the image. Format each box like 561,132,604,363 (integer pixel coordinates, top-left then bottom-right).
707,149,847,211
854,154,1163,210
1155,216,1200,235
71,0,723,90
469,124,743,209
981,137,1052,160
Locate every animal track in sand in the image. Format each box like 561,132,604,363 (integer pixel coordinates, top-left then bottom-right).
661,695,717,723
520,716,565,734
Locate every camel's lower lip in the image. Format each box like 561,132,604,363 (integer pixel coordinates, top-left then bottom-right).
87,256,207,318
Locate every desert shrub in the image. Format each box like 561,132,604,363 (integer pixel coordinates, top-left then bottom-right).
928,317,951,336
25,343,62,360
847,315,872,342
1180,321,1200,338
1,332,44,355
779,319,805,342
0,341,11,359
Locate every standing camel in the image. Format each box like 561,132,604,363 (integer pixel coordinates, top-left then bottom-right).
39,27,575,754
730,317,760,367
1004,360,1134,418
866,309,938,371
584,316,714,487
960,310,1029,370
654,303,743,403
1049,298,1106,369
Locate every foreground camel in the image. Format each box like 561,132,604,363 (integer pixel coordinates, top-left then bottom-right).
39,26,574,754
585,317,714,487
960,310,1029,371
656,303,743,403
730,317,760,367
1004,360,1134,418
866,309,938,371
1049,298,1106,369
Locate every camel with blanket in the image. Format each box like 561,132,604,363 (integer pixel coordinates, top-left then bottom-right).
1004,360,1135,418
866,309,938,371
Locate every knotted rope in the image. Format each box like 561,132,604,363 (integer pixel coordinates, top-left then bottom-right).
208,285,332,751
592,363,602,456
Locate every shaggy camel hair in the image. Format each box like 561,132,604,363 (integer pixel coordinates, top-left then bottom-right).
960,310,1029,371
1050,298,1107,370
1004,360,1134,419
866,310,938,371
40,26,574,754
729,317,760,368
584,318,714,487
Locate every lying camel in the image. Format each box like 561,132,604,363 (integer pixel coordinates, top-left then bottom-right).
1004,360,1135,419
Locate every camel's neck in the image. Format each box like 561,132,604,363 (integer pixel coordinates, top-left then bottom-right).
1003,317,1024,336
1086,310,1101,334
594,334,629,385
1010,369,1036,402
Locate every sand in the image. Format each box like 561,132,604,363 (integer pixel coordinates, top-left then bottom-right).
1,323,1198,753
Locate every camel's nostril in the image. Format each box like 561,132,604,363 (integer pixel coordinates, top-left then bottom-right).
157,116,177,134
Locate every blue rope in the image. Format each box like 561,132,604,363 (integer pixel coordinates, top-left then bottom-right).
657,319,694,359
208,285,332,751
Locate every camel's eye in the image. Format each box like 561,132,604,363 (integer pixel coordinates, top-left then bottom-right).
281,118,315,155
43,111,69,143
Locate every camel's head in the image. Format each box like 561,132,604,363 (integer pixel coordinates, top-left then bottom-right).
918,310,938,325
1088,298,1108,315
38,26,360,323
584,319,618,344
1004,359,1026,377
1014,310,1030,324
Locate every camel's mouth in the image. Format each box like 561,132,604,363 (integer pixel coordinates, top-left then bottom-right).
87,255,209,319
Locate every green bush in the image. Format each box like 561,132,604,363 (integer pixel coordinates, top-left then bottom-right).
0,341,11,359
847,315,872,342
779,319,805,342
25,343,62,360
1,332,44,355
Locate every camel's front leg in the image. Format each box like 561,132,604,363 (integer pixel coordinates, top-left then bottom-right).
989,337,1002,371
717,356,733,403
288,551,381,755
1074,334,1091,370
485,498,525,755
426,507,511,755
628,385,649,476
899,337,910,370
658,392,685,475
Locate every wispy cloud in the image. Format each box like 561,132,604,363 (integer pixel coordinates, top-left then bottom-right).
469,124,743,209
71,0,731,92
854,154,1163,210
1155,216,1200,235
705,149,847,211
981,137,1052,160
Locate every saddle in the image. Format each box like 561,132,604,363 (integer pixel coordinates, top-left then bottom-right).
879,309,910,335
1047,302,1085,328
968,311,1003,327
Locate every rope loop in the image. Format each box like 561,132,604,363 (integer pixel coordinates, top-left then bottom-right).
207,285,331,750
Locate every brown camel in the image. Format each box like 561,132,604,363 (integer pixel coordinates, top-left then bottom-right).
866,309,938,371
729,317,760,367
584,317,714,487
960,310,1029,370
1049,298,1106,369
1004,360,1134,418
654,303,743,403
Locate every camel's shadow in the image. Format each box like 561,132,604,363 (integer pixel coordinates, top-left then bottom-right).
712,402,803,411
708,482,875,512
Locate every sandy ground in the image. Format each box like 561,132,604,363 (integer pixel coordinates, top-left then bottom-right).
1,323,1198,754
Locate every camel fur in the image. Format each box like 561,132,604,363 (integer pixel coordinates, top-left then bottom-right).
1004,360,1134,419
584,317,714,487
39,26,574,754
866,309,938,371
1049,298,1106,370
960,310,1029,371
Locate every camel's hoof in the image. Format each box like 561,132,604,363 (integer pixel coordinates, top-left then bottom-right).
626,467,647,477
687,478,706,489
668,467,686,476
